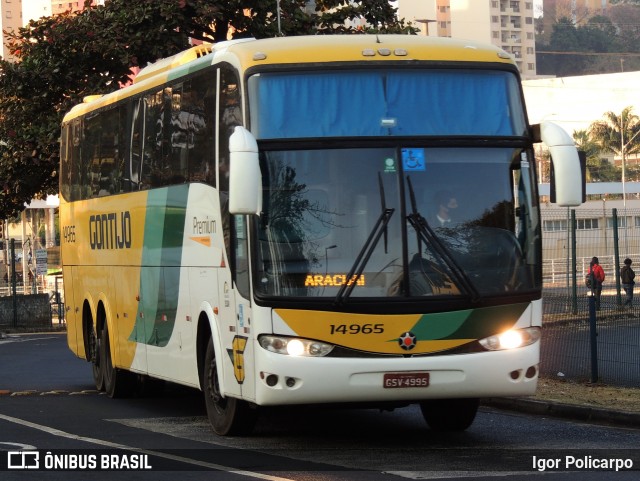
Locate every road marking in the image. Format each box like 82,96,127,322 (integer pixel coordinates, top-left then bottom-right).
0,336,56,345
0,442,37,451
0,390,101,397
385,471,520,479
0,413,296,481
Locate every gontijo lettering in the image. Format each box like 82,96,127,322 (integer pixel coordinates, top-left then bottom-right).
89,211,132,250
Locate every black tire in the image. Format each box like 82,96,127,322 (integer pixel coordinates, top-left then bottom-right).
203,338,257,436
419,398,480,432
90,327,104,391
101,325,135,398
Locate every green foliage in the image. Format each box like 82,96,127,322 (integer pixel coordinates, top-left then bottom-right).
585,107,640,182
572,129,616,182
588,107,640,158
0,0,414,220
536,3,640,76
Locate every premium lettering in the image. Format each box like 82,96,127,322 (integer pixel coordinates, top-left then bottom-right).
193,216,216,234
89,211,132,250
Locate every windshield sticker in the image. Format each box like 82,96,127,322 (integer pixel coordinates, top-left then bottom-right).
383,157,396,173
402,148,426,172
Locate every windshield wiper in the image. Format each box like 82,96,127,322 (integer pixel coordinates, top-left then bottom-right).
335,172,394,305
405,176,480,302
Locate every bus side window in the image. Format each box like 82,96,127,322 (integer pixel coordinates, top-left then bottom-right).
129,99,143,191
60,124,71,201
187,70,216,184
168,83,188,184
219,64,242,260
141,89,169,189
234,215,250,297
70,119,83,201
83,114,101,199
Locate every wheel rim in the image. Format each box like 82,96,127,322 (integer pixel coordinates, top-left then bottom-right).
89,329,99,365
102,329,113,388
206,360,227,415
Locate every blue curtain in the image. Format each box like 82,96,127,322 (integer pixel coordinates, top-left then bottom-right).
386,71,512,136
253,70,520,139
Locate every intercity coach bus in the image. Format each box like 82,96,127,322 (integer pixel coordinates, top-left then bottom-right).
60,35,583,435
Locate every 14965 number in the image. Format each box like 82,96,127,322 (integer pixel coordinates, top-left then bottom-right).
63,225,76,243
329,323,384,335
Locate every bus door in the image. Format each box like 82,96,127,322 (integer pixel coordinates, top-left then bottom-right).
216,215,256,402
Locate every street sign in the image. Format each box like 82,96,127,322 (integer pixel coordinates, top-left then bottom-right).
35,249,47,276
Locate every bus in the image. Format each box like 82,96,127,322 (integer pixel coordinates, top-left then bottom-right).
59,35,583,435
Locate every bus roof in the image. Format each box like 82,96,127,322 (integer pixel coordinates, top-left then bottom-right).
62,35,516,123
227,34,514,67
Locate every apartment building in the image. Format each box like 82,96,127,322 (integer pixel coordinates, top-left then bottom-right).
398,1,538,78
0,1,105,60
51,0,101,16
0,0,24,60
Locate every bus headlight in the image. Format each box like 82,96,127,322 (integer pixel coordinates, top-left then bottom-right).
259,335,334,357
478,327,541,351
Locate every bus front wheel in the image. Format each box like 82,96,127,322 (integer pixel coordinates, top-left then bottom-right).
203,338,257,436
419,398,479,431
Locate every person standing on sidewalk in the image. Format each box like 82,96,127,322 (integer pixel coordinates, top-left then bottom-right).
620,258,635,307
589,257,606,310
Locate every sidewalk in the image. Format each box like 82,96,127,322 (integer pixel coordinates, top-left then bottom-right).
483,397,640,429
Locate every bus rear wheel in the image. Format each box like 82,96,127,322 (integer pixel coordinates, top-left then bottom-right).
419,398,479,431
89,327,104,391
101,325,135,398
203,338,257,436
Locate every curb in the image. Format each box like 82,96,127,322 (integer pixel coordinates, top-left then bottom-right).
483,397,640,428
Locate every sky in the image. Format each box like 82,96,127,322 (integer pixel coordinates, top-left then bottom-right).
22,0,51,26
534,0,543,18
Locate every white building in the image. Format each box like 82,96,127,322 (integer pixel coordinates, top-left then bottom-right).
523,71,640,135
397,0,538,78
22,0,51,25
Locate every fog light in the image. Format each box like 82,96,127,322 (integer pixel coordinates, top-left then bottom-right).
285,377,296,388
526,366,538,378
265,374,278,387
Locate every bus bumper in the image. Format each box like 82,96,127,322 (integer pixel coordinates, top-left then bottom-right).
252,342,539,406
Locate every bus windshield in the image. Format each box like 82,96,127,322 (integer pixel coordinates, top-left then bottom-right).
248,69,527,139
254,146,541,301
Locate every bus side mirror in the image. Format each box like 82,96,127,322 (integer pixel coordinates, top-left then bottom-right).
229,126,262,215
538,121,584,207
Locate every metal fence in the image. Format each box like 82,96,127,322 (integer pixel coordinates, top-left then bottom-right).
0,276,65,326
541,207,640,387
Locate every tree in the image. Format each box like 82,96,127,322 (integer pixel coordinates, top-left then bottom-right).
0,0,415,220
536,2,640,77
607,3,640,70
536,17,589,76
573,129,618,182
588,106,640,189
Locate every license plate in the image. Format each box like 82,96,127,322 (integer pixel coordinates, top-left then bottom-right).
383,372,430,389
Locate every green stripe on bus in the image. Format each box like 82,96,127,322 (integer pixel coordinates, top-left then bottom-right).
130,185,189,347
408,303,529,341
